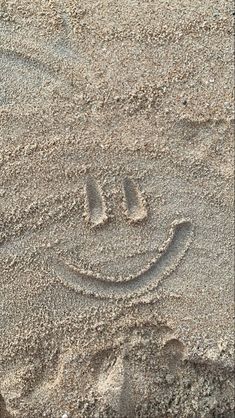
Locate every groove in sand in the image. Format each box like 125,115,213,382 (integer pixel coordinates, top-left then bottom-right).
49,219,193,300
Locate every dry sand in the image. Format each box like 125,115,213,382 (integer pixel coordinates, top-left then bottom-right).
0,0,234,417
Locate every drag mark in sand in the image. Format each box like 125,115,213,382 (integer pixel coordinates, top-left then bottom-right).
123,177,147,222
49,219,193,300
84,176,107,226
0,48,57,80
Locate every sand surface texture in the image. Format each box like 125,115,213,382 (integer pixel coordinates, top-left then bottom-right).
0,0,234,417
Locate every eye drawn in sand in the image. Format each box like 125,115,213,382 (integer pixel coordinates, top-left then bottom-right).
84,176,108,227
123,177,147,223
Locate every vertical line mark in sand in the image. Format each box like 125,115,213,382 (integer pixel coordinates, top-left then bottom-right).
0,393,12,418
57,1,72,37
85,177,107,227
55,0,76,59
123,177,147,222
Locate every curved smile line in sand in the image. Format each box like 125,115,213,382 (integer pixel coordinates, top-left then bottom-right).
50,219,194,300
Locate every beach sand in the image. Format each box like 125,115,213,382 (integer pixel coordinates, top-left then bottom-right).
0,0,234,417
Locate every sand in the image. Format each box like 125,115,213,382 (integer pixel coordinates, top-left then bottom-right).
0,0,234,417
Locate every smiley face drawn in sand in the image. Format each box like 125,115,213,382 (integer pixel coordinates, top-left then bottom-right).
50,173,193,300
0,135,195,303
0,113,195,303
